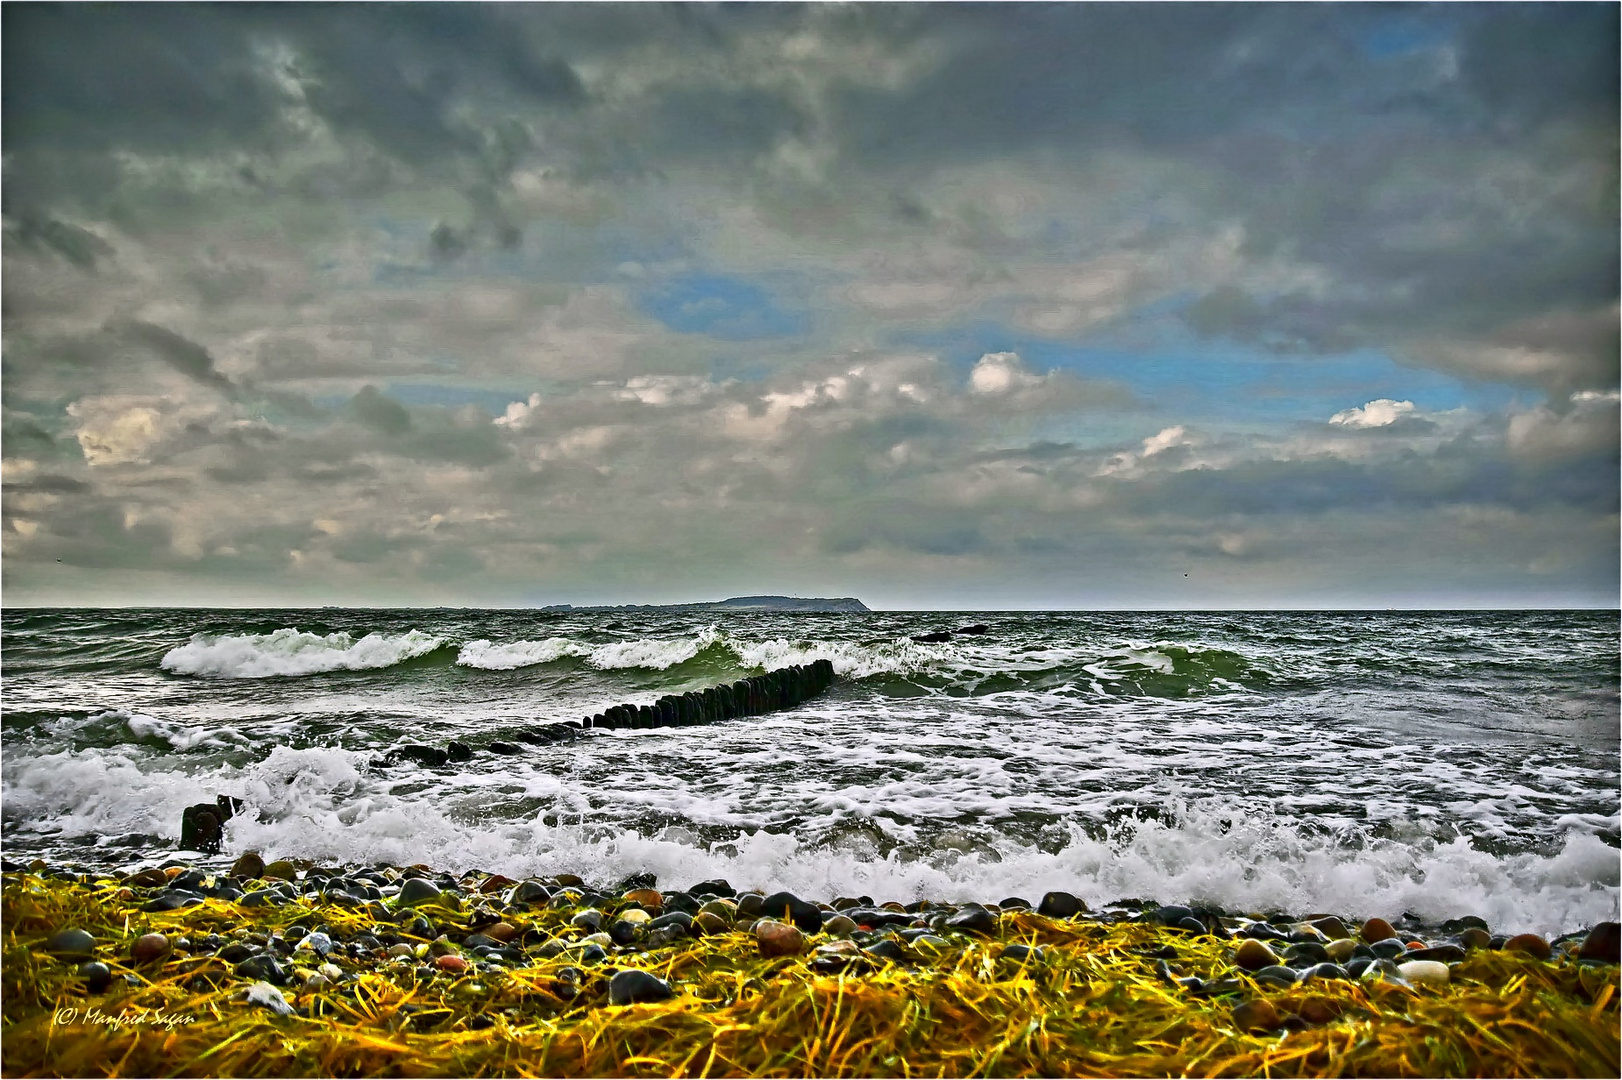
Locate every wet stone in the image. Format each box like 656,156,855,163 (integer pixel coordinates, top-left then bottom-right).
755,919,807,958
231,852,265,880
1459,927,1492,951
1579,922,1621,963
1398,959,1450,986
397,879,443,907
46,929,96,962
1232,999,1283,1032
946,905,997,935
1505,934,1552,961
760,891,823,933
1234,939,1278,971
1037,891,1087,918
1360,917,1398,943
76,961,114,993
1252,965,1299,989
1406,944,1466,964
130,933,170,965
1001,944,1046,964
822,914,858,937
608,968,675,1006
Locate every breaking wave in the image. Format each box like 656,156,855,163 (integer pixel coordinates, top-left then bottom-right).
160,629,446,678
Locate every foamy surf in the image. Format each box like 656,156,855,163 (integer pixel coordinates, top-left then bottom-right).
160,628,445,678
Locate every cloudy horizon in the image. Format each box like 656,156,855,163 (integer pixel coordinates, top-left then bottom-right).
3,3,1617,610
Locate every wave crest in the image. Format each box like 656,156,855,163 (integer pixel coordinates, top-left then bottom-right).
160,628,445,678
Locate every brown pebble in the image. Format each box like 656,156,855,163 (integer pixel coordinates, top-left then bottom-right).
552,873,584,888
1232,999,1283,1032
1297,996,1343,1025
624,888,663,910
130,933,170,965
695,912,731,936
230,852,265,880
1459,927,1491,951
1505,933,1551,960
822,914,859,937
1360,917,1397,943
1579,922,1621,964
261,860,298,881
755,919,807,958
125,868,168,889
435,954,468,973
1234,938,1277,971
480,874,517,895
485,922,518,943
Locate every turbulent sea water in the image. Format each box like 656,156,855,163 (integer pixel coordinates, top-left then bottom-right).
3,608,1618,936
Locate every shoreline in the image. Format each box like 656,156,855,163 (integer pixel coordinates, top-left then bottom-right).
4,853,1618,1078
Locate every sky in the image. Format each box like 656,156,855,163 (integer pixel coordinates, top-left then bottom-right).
2,2,1617,609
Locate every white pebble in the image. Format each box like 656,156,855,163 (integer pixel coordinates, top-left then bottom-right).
1398,959,1450,986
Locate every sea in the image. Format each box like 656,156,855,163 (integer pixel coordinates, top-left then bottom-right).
2,608,1618,936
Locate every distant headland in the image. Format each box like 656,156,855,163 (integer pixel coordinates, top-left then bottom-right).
541,595,870,613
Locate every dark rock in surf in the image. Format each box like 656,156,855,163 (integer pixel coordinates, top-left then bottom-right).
180,804,224,854
446,741,473,761
393,744,450,768
914,631,953,643
487,741,523,755
956,624,989,635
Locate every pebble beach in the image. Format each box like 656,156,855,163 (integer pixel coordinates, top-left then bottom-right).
4,853,1618,1077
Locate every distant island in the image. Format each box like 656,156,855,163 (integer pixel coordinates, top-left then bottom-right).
541,595,870,613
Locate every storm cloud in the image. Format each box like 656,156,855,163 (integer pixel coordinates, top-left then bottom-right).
3,3,1615,607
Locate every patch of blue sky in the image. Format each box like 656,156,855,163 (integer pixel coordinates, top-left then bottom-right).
638,273,810,341
895,321,1523,430
1357,10,1458,59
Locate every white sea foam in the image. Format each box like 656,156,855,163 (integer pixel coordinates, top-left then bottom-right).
456,637,585,670
586,627,725,670
5,737,1617,935
160,629,444,678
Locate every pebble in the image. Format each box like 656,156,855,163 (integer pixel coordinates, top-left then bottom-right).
755,919,807,958
1234,939,1278,971
760,891,823,933
45,928,96,962
1459,927,1492,951
608,968,675,1005
231,852,265,880
1505,933,1552,960
945,905,997,935
435,954,469,974
1397,959,1450,986
1298,996,1344,1024
1232,999,1283,1032
1000,944,1046,964
246,981,295,1016
261,860,298,881
397,878,443,907
1323,938,1357,963
1579,922,1621,963
619,908,651,925
76,961,113,993
485,922,518,943
1037,891,1087,918
623,888,663,910
1251,965,1299,989
130,932,170,965
694,912,731,936
1310,916,1349,940
822,914,858,937
1360,917,1397,943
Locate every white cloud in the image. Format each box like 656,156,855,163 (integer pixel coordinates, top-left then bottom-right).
1329,399,1416,428
494,393,543,428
